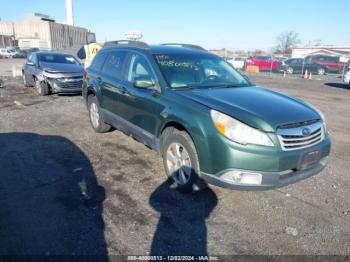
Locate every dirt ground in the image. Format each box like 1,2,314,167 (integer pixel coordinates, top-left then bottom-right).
0,69,349,257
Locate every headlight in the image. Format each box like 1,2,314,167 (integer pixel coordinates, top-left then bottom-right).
210,110,274,147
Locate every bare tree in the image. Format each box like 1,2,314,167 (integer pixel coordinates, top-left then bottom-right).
275,31,301,54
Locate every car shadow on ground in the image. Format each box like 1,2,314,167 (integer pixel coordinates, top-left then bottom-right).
324,82,350,90
0,132,108,258
149,179,218,256
56,93,82,97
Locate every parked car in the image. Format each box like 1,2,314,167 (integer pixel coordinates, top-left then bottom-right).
304,55,344,74
82,41,331,192
281,58,327,75
22,52,83,95
0,48,14,58
227,57,246,70
344,70,350,85
8,47,27,58
246,56,280,71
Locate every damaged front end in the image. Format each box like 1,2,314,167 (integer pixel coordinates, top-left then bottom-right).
38,70,83,94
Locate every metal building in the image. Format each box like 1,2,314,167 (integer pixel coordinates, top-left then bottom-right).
0,13,95,51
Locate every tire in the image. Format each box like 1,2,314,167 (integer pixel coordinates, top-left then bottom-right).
161,127,207,193
35,79,50,96
286,67,294,74
22,73,30,87
317,68,326,75
87,95,112,133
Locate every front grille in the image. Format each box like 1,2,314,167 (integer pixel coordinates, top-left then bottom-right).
54,77,83,89
277,121,325,151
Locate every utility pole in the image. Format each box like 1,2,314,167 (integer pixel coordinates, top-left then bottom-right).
65,0,74,26
12,22,16,47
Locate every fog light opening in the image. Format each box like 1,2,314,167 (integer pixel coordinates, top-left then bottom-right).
320,156,329,166
221,171,262,185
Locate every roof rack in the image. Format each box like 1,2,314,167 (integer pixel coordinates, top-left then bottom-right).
103,40,150,49
161,43,206,51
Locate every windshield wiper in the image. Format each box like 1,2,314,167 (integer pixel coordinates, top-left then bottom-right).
172,83,250,90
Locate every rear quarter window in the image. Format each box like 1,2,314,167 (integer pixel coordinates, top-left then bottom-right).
101,51,126,79
90,51,107,71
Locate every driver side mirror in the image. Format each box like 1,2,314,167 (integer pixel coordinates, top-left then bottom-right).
26,61,34,66
134,76,155,89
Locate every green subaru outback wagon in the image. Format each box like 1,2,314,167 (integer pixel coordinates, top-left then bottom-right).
82,41,331,191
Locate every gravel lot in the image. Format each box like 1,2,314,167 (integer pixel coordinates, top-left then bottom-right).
0,59,349,257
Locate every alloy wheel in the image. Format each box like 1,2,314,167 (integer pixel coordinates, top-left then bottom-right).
166,142,192,185
90,102,100,129
318,68,325,75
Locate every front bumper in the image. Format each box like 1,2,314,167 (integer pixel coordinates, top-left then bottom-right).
47,78,83,94
201,156,328,190
199,133,331,190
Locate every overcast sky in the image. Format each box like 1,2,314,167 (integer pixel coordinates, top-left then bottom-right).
2,0,350,50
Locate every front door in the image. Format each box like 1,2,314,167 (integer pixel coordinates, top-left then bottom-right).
119,52,164,140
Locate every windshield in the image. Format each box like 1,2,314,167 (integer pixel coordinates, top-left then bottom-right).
38,54,80,65
153,53,251,89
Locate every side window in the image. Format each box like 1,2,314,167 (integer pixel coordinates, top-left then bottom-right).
31,54,38,65
102,51,126,79
28,54,33,63
329,56,338,62
127,54,154,82
90,51,107,71
34,55,38,65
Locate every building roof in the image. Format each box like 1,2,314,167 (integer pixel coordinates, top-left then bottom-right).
293,46,350,50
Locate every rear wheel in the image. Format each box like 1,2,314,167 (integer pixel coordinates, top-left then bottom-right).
317,68,326,75
88,95,112,133
161,127,207,193
22,73,30,87
286,67,294,74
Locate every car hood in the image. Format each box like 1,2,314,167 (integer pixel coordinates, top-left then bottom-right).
176,86,320,132
39,62,83,74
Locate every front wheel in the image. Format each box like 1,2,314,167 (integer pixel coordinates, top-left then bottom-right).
35,79,50,96
161,128,207,193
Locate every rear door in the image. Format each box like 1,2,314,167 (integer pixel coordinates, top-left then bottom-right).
99,50,127,115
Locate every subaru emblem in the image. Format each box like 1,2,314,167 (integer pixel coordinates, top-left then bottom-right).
302,127,311,136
